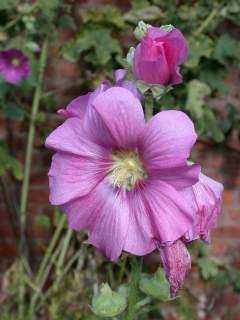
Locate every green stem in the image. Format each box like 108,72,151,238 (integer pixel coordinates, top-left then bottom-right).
195,8,218,35
18,37,48,320
145,95,154,120
126,256,142,320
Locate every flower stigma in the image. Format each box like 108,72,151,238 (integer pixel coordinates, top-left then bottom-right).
109,151,147,190
11,57,21,67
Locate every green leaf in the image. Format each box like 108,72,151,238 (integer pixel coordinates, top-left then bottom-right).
214,33,240,64
185,35,213,69
80,5,125,29
62,28,121,65
198,256,218,280
58,15,76,30
0,146,23,180
186,80,211,119
124,6,162,23
139,267,170,301
4,104,25,121
204,109,225,142
0,0,18,10
92,283,127,318
199,68,228,94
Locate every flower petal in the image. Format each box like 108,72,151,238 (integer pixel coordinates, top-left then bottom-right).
123,188,156,255
84,87,145,149
159,240,191,296
57,82,110,119
151,163,200,189
45,117,108,158
182,173,224,242
142,179,194,243
48,152,110,205
139,110,197,171
58,93,91,119
63,178,130,261
134,40,170,85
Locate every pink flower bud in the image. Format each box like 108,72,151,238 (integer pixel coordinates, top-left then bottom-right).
133,26,188,86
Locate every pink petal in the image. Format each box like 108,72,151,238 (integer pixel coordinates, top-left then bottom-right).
134,41,170,85
123,188,156,255
151,163,200,189
48,152,111,205
139,110,197,171
159,240,191,296
63,178,130,261
45,117,108,158
58,93,91,119
183,173,224,242
57,82,110,119
115,69,141,100
142,179,194,243
84,87,145,149
114,69,128,83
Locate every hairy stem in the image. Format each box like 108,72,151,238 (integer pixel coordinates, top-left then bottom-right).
18,37,48,320
126,256,142,320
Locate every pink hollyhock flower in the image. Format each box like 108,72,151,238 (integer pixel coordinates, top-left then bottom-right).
159,172,223,295
133,26,188,86
46,86,199,259
58,69,141,119
0,49,30,84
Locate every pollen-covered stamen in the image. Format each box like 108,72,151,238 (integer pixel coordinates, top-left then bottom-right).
109,151,147,190
11,57,21,67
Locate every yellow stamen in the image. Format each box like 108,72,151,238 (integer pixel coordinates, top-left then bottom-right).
109,151,147,190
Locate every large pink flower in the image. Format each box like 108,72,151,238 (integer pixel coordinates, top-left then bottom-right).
133,26,188,86
46,86,200,263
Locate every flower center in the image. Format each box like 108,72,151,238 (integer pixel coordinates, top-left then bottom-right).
109,151,147,190
11,57,21,67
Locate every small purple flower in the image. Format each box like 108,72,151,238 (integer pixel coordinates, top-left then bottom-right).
133,26,188,86
0,48,30,84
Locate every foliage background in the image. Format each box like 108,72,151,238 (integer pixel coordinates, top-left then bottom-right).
0,0,240,319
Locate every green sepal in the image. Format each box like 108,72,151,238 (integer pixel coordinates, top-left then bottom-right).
160,24,174,32
139,267,171,301
133,20,151,40
91,283,127,318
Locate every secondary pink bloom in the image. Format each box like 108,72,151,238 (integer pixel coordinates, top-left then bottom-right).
183,173,224,242
133,26,188,86
0,48,30,84
58,69,141,119
46,87,199,262
159,172,223,295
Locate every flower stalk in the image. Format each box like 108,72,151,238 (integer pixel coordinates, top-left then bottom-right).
18,37,48,319
126,256,142,320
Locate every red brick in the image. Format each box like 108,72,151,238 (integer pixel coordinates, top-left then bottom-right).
212,226,240,238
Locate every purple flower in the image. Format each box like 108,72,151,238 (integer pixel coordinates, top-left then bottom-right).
133,26,188,86
46,86,199,262
58,69,141,119
0,48,30,84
